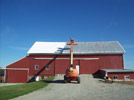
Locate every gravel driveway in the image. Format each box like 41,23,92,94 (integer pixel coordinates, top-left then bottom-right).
12,75,134,100
0,83,23,87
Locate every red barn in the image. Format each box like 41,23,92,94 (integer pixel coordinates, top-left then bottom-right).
5,41,127,83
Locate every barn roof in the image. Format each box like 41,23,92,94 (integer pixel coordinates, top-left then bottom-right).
27,41,125,55
101,69,134,73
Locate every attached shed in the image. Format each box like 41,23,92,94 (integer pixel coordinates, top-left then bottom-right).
100,69,134,81
6,41,126,83
5,68,29,83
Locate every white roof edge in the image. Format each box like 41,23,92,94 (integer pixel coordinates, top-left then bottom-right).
2,68,29,70
100,69,134,72
28,52,124,55
116,41,126,54
34,41,66,43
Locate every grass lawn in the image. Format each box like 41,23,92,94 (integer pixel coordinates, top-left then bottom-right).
0,76,54,100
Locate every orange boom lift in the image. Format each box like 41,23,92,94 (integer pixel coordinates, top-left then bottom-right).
64,38,80,83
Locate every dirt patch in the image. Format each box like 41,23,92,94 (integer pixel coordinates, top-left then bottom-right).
114,81,134,85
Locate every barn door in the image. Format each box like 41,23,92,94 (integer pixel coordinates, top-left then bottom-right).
5,69,28,83
76,65,80,74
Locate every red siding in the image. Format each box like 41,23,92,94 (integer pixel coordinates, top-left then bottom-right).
108,72,134,80
100,55,124,69
6,54,124,82
80,60,99,74
55,60,79,74
5,70,28,83
5,57,30,83
6,57,30,69
30,58,55,76
55,60,70,74
28,54,123,75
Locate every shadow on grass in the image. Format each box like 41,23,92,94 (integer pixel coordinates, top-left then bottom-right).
43,80,79,84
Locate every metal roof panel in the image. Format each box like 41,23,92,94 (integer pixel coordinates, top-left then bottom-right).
101,69,134,72
27,41,126,55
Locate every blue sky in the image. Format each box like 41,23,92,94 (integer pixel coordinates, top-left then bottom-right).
0,0,134,69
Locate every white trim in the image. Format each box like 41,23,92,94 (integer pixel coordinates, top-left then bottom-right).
76,65,80,74
34,58,54,60
116,41,126,54
34,58,99,60
101,69,134,73
105,72,108,77
35,65,39,70
123,55,125,69
124,75,130,80
2,68,29,70
27,69,29,82
4,70,6,83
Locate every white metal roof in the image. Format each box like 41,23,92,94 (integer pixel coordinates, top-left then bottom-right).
27,41,126,55
27,42,66,54
101,69,134,73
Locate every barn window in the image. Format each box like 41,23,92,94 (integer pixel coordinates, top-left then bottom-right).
124,75,130,80
35,65,39,70
113,76,118,80
45,65,50,70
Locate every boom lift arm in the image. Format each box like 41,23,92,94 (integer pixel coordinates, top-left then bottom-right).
64,38,80,83
67,38,77,71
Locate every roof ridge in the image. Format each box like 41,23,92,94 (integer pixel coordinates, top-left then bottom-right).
35,41,118,43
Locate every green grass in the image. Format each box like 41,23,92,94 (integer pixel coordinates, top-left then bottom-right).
0,76,54,100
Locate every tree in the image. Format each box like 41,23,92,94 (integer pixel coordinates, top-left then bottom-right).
0,68,4,76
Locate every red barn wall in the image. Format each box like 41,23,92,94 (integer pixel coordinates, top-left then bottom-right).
6,54,124,82
27,54,123,75
29,58,55,76
55,60,70,74
99,55,124,69
108,72,134,80
6,57,30,69
80,60,99,74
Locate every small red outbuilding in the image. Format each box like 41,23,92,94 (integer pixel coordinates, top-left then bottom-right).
5,68,29,83
100,69,134,81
